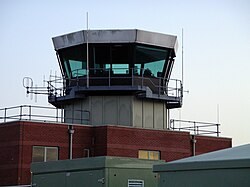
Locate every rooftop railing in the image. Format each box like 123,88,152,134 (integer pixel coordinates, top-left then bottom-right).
1,106,220,137
170,119,220,137
0,105,89,124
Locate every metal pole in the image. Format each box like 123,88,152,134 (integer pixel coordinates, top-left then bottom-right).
86,12,89,88
108,68,111,87
4,108,7,122
217,124,219,137
132,68,134,86
29,105,31,121
192,135,196,156
68,125,74,160
181,28,184,87
56,108,59,122
19,106,23,120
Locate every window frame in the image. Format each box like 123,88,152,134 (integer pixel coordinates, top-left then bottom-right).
138,150,160,160
32,146,59,162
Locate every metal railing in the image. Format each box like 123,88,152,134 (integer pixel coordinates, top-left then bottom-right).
47,67,183,99
170,119,220,137
0,105,90,124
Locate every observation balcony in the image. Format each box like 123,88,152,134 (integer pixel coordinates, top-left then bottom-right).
47,67,182,109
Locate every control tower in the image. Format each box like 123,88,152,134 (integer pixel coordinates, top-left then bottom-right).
50,29,182,128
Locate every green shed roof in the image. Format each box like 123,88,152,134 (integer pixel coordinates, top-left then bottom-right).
31,156,164,174
153,144,250,172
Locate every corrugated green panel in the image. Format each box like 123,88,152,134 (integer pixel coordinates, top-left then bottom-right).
32,172,66,187
66,170,104,187
158,168,250,187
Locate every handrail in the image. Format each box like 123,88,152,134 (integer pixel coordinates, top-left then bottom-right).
0,105,90,125
170,119,220,137
47,67,183,99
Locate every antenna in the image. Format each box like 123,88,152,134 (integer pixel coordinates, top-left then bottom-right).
217,104,220,123
86,12,89,88
181,28,184,87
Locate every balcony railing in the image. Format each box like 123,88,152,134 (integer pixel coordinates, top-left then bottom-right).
46,67,183,99
170,119,220,137
0,105,90,124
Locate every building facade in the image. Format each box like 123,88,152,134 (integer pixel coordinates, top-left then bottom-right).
0,121,231,185
0,29,232,186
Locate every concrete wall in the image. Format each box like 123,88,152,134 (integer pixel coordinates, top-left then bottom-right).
65,96,167,129
133,98,166,129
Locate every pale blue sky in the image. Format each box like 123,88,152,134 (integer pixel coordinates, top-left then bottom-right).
0,0,250,146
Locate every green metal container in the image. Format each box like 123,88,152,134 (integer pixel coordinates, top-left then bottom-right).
31,156,163,187
153,144,250,187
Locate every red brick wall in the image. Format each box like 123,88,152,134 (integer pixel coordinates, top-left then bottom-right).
105,126,231,162
0,122,20,186
195,135,232,155
0,121,232,185
106,126,192,161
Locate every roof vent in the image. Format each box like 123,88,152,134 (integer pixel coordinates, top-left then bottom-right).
128,179,144,187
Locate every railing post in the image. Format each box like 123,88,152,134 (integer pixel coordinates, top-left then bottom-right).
176,79,178,97
108,68,111,87
141,69,144,88
56,108,59,122
61,108,64,123
217,124,219,137
76,71,79,88
29,105,31,121
19,106,23,120
4,108,7,123
194,122,196,135
132,68,134,86
158,78,160,96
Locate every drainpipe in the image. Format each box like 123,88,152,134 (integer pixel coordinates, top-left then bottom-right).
191,135,197,156
68,125,75,159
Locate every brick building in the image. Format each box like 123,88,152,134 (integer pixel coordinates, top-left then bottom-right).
0,121,231,185
0,29,232,185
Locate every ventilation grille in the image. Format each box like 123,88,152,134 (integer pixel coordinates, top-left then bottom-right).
128,179,144,187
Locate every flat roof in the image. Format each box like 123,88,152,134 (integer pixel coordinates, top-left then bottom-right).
52,29,178,56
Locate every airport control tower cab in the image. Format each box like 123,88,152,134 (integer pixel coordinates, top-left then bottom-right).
50,29,182,128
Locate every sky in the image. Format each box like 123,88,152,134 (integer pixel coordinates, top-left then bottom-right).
0,0,249,146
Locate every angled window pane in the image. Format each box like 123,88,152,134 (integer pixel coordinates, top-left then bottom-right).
112,64,129,74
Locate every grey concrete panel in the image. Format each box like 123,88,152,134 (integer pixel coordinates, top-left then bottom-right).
64,104,73,124
133,98,143,128
91,96,103,126
163,105,167,129
73,101,82,124
103,96,118,125
153,102,164,129
143,101,154,128
118,96,132,126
